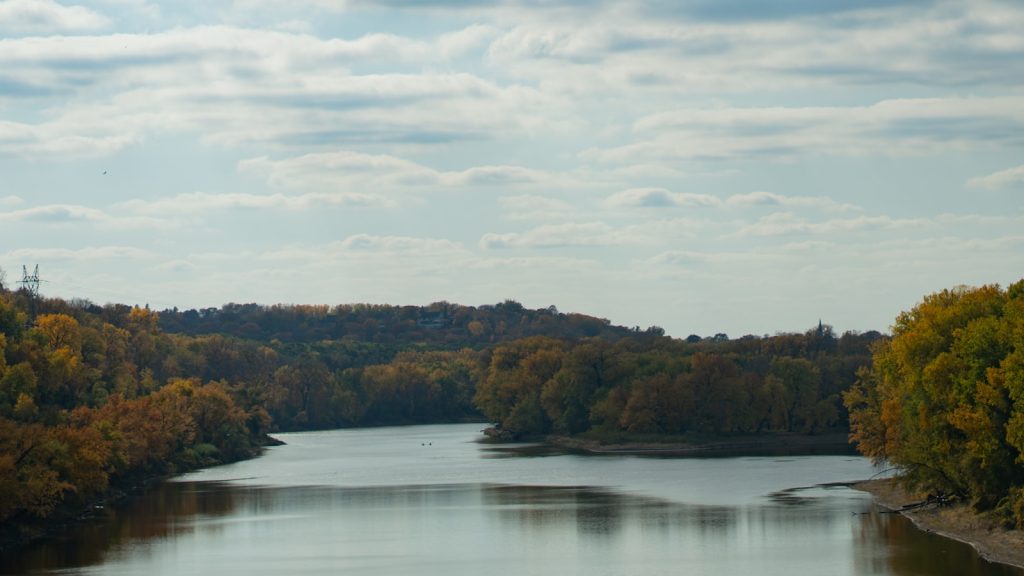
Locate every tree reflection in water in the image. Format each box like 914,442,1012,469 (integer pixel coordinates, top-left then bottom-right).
854,510,1024,576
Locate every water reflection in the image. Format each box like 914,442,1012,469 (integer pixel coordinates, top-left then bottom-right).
854,510,1023,576
2,482,242,574
3,424,1022,576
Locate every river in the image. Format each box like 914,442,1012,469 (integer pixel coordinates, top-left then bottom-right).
3,423,1021,576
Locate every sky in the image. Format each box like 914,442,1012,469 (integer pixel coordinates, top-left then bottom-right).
0,0,1022,338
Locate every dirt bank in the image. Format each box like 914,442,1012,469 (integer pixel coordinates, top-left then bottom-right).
854,478,1024,570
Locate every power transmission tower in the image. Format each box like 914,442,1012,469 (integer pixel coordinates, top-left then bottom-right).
18,265,42,319
19,265,40,298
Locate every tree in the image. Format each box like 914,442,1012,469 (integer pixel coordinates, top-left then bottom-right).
619,373,693,434
0,363,37,419
767,357,822,433
35,314,83,355
473,337,563,436
542,340,624,434
845,281,1024,524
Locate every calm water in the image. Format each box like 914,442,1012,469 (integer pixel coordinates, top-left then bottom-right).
4,423,1022,576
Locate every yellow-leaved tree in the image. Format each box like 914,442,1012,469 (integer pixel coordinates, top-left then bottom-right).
844,280,1024,527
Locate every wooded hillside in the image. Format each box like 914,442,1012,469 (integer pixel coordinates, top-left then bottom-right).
1,282,881,536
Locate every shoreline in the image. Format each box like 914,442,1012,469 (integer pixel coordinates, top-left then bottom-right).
853,478,1024,570
0,435,282,555
543,431,857,457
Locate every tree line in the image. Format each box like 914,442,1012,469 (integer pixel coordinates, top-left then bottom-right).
844,280,1024,529
474,324,879,438
2,281,882,537
0,292,267,535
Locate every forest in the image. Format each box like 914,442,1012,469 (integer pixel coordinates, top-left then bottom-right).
1,276,880,542
844,281,1024,528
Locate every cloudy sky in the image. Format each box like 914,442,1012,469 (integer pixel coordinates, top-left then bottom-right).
1,0,1022,337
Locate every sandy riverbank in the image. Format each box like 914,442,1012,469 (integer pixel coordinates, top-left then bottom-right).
854,478,1024,570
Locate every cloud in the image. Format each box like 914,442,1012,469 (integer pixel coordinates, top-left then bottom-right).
0,119,140,158
726,191,859,212
117,191,394,216
966,165,1024,190
0,0,109,35
4,246,151,260
152,259,196,273
0,204,107,223
480,222,617,249
646,249,780,267
259,235,469,261
240,151,555,194
0,195,23,207
602,189,860,213
468,255,601,272
0,202,178,230
477,0,1024,111
582,97,1024,164
481,216,713,251
0,27,563,157
337,234,466,254
736,212,932,237
239,151,440,189
438,24,499,58
641,0,935,22
605,188,721,208
498,194,574,220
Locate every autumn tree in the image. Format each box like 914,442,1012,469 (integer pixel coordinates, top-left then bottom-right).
474,337,564,436
845,281,1024,525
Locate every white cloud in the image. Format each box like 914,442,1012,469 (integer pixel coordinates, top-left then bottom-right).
468,255,600,272
0,204,107,223
0,27,564,157
0,0,109,35
152,259,196,273
646,249,781,267
602,189,860,213
584,98,1024,164
480,216,714,251
336,234,465,255
736,212,932,237
605,188,721,208
230,0,349,12
726,191,859,212
240,152,440,190
0,203,177,230
1,0,1023,338
439,24,499,58
498,194,574,221
117,191,394,215
240,151,555,194
0,119,140,158
480,222,617,249
966,165,1024,190
485,2,1024,97
4,246,151,260
259,235,469,261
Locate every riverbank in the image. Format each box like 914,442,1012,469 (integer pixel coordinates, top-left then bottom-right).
0,434,283,555
543,431,856,457
854,478,1024,570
